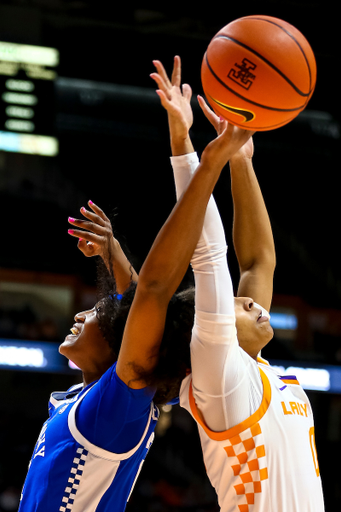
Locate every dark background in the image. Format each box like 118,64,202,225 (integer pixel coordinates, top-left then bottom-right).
0,0,339,307
0,1,340,511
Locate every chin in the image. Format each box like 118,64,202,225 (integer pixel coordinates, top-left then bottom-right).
59,336,77,357
239,324,274,358
59,344,83,371
266,325,275,343
259,330,274,355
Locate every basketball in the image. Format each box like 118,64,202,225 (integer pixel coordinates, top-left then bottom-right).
201,15,317,131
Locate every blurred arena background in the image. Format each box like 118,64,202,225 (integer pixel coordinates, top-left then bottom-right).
0,1,339,510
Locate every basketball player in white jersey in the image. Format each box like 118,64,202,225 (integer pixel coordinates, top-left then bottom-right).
18,80,253,511
151,56,325,512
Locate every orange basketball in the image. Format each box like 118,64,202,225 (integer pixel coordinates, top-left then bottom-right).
201,15,317,131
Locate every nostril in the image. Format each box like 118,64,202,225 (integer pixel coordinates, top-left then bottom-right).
241,298,254,312
74,311,86,323
246,299,254,310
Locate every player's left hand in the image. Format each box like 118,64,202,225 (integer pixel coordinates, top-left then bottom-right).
68,201,115,263
150,56,193,141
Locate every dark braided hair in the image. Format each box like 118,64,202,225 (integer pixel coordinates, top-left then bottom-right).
95,256,194,406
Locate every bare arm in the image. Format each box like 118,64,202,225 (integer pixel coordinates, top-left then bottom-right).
150,58,269,432
151,58,254,432
198,97,276,312
116,123,254,388
68,201,138,294
230,150,276,311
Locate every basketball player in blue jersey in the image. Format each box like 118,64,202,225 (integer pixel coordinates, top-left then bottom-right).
18,81,253,511
151,56,325,512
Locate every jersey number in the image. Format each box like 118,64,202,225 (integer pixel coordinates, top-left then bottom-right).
309,426,320,477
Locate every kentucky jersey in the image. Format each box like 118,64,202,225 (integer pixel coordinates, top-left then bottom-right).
180,358,325,512
19,362,159,512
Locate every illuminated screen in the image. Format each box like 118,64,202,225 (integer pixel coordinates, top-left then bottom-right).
0,41,59,156
0,339,77,374
1,338,341,394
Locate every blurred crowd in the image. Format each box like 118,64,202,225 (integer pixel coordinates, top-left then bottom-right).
0,305,60,343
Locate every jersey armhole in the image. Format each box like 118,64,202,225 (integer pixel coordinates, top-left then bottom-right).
67,385,156,461
188,367,272,441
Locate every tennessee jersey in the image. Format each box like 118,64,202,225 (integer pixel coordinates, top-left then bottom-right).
180,358,325,512
19,363,159,512
171,152,325,511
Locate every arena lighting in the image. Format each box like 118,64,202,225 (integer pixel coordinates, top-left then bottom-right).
0,42,58,67
0,344,46,368
270,363,330,391
1,339,341,391
270,312,298,330
68,360,80,370
0,41,59,156
0,339,75,374
0,131,58,156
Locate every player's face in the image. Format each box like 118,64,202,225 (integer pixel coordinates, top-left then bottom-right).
59,304,115,376
234,297,274,359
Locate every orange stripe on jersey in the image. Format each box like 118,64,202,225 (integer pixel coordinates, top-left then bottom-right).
188,367,272,441
257,356,270,366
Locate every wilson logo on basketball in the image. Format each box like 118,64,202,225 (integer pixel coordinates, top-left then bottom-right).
228,58,257,90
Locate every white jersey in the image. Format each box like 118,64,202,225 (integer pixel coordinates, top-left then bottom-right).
171,152,325,512
180,358,324,512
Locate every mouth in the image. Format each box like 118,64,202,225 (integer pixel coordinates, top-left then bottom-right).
257,312,269,323
69,324,81,336
60,323,82,352
255,303,271,324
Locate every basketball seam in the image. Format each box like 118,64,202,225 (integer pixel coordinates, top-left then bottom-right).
238,16,314,91
204,53,306,113
213,34,310,97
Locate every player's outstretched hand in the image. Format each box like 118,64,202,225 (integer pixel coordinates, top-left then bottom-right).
197,94,227,136
201,121,255,171
68,200,115,263
151,55,193,142
198,94,254,160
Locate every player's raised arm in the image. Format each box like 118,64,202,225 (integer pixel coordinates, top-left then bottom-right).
116,122,254,388
230,143,276,312
198,95,276,312
151,55,194,157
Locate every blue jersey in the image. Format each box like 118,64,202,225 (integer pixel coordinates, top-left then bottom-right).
19,362,159,512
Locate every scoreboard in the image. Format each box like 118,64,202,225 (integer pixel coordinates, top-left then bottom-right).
0,41,59,156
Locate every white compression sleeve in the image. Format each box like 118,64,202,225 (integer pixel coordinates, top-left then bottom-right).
171,152,234,313
171,153,263,432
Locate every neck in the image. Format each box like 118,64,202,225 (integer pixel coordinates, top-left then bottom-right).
82,370,102,387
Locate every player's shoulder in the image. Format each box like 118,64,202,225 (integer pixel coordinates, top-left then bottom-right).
48,383,83,417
